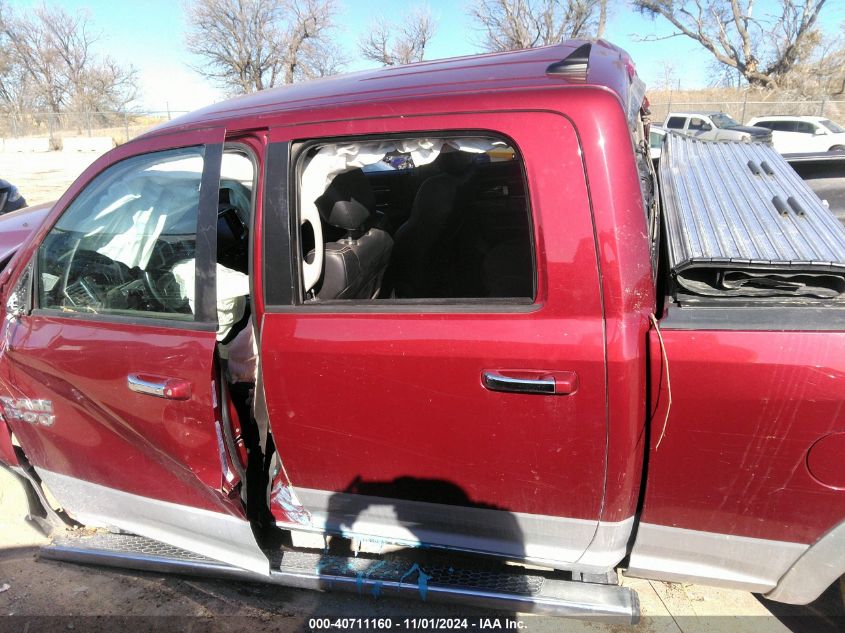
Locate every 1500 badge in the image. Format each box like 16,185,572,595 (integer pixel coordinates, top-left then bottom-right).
0,397,55,426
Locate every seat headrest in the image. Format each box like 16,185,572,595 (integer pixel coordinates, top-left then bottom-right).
435,150,477,176
315,169,376,231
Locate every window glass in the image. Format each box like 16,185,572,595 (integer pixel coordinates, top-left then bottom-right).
688,118,706,130
649,130,665,149
821,119,845,134
754,121,774,129
666,116,685,129
296,135,534,302
772,121,796,132
38,147,205,320
795,122,816,134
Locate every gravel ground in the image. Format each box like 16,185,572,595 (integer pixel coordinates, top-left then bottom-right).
0,150,102,207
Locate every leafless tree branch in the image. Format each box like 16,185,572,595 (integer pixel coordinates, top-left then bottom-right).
467,0,606,52
633,0,828,88
0,2,137,113
184,0,345,95
359,6,437,66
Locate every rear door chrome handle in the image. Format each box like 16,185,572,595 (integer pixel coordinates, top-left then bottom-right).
482,370,578,396
127,374,192,400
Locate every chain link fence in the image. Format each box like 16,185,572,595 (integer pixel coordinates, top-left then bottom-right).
649,98,845,126
0,110,190,149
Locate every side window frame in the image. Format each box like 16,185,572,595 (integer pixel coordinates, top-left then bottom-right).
274,130,538,311
30,142,224,329
688,117,706,131
665,116,685,130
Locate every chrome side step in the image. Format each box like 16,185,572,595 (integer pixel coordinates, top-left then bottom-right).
41,532,639,623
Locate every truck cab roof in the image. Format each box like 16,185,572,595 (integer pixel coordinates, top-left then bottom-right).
145,39,645,137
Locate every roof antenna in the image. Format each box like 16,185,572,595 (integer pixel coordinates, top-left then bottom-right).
546,42,591,79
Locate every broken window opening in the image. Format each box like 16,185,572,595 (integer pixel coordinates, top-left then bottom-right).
296,134,535,302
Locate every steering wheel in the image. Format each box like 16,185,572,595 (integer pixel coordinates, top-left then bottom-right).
143,268,185,312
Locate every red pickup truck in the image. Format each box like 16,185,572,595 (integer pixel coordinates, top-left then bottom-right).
0,40,843,622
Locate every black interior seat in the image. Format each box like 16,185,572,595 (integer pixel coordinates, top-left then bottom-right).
389,150,477,297
314,169,393,300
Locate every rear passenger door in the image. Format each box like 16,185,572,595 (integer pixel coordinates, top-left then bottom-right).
258,111,610,568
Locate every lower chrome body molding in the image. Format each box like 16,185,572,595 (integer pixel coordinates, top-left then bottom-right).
35,468,270,576
280,487,634,574
42,531,640,622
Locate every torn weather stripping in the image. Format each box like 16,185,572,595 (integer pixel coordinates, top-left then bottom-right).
660,133,845,300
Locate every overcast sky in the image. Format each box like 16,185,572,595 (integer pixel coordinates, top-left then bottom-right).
6,0,845,112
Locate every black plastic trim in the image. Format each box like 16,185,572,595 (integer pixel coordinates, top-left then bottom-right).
262,142,294,307
29,308,218,331
264,299,540,315
195,143,223,323
659,303,845,331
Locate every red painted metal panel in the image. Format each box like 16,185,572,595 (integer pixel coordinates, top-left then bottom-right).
261,110,608,527
643,329,845,543
807,432,845,490
3,316,239,514
0,418,18,467
571,88,655,524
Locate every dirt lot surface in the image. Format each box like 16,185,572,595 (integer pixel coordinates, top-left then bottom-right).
0,152,843,632
0,150,102,207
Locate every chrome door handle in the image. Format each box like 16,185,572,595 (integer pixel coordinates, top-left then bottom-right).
482,371,554,395
482,370,578,395
127,374,192,400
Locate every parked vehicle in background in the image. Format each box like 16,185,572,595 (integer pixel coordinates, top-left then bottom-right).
0,178,26,215
663,111,771,142
649,125,665,161
747,115,845,154
0,40,843,623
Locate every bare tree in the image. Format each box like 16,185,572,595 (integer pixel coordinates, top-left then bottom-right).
0,3,137,113
468,0,606,52
780,27,845,97
597,0,608,38
359,7,437,66
185,0,344,95
634,1,828,89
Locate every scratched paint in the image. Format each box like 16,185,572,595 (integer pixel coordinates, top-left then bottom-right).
270,482,312,526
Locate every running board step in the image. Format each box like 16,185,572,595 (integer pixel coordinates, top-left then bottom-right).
41,532,639,623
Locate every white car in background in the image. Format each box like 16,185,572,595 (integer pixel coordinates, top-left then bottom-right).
663,112,771,142
746,115,845,154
